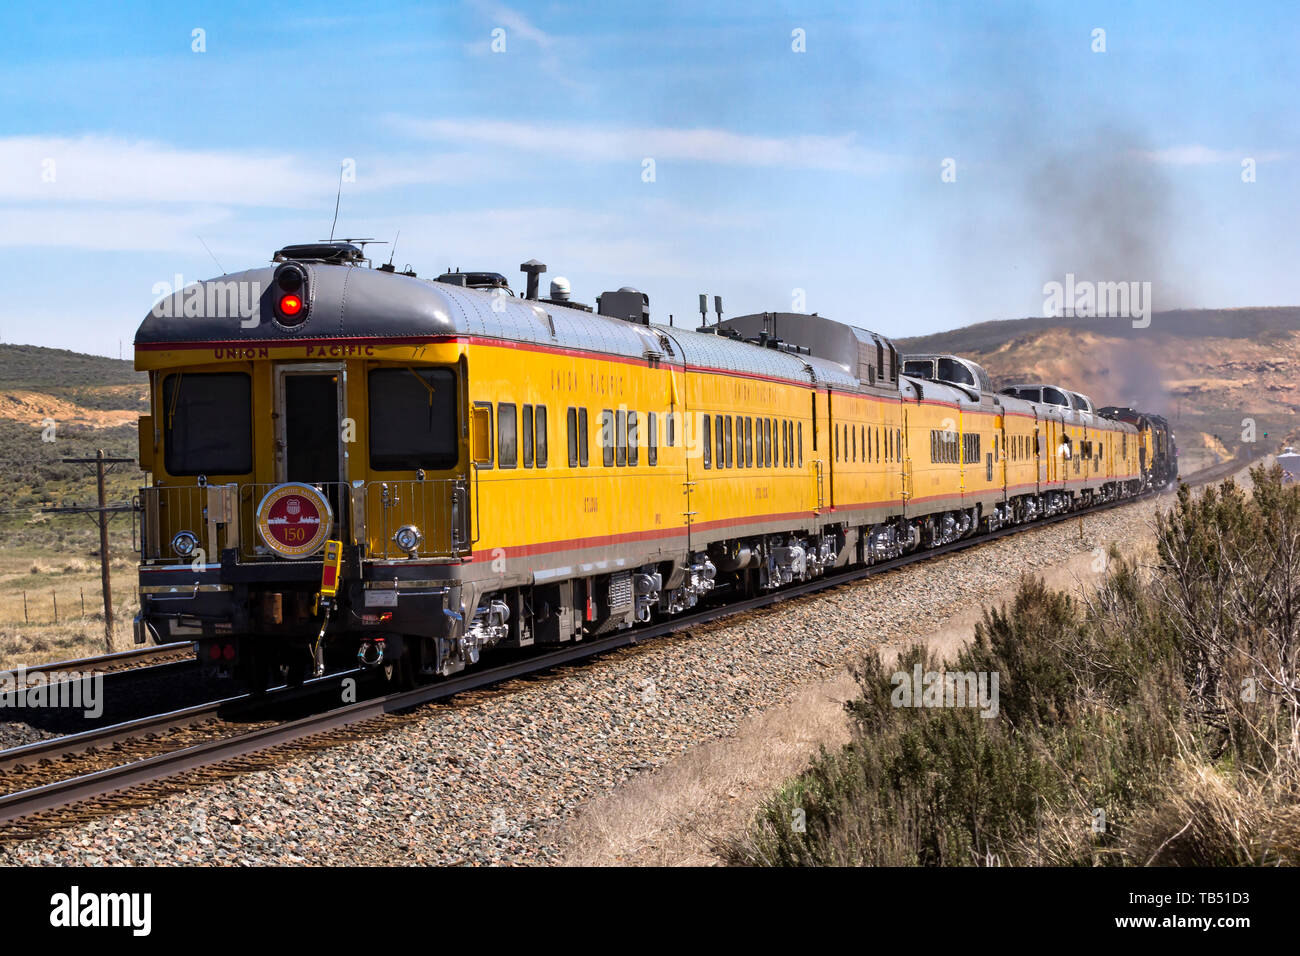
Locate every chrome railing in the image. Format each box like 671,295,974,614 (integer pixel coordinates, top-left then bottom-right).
361,478,469,560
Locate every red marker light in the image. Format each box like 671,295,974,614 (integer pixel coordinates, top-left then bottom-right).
279,294,303,316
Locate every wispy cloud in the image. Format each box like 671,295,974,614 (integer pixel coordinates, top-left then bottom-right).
1139,145,1287,166
0,136,497,206
390,117,899,175
469,2,592,95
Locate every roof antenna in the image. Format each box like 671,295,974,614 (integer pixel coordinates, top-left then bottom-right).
328,164,344,241
197,236,225,275
378,231,401,273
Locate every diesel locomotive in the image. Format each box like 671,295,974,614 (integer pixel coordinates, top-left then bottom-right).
131,242,1176,688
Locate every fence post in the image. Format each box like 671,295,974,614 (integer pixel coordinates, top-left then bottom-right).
52,588,58,624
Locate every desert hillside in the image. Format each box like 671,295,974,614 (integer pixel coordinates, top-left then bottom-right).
897,307,1300,473
0,344,145,537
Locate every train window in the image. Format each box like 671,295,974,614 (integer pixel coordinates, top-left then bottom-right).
724,416,734,468
602,410,615,467
522,404,534,468
851,425,857,463
702,415,712,469
745,418,753,467
535,406,547,468
497,403,518,468
162,372,253,475
616,410,628,466
666,412,676,448
648,412,658,467
811,395,818,450
782,421,789,467
627,411,639,467
833,425,838,463
766,419,774,467
798,422,804,467
567,408,579,467
578,408,589,467
714,415,724,466
367,368,457,472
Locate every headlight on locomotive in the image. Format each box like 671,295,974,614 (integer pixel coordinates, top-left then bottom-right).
393,525,423,555
171,530,199,558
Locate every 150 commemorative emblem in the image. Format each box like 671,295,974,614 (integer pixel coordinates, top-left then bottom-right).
255,482,333,558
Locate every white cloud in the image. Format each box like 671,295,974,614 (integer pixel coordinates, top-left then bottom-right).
1140,145,1286,166
0,204,235,250
0,135,496,205
390,117,898,175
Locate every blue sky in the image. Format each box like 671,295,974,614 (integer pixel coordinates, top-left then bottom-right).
0,0,1296,356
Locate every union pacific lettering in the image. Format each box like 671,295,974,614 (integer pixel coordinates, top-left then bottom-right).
209,345,377,360
306,344,376,358
214,347,270,359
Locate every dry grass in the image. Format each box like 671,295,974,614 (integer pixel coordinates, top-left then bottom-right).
1120,761,1300,866
0,551,140,667
560,675,858,866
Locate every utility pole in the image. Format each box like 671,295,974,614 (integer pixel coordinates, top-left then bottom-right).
42,450,135,652
95,449,112,647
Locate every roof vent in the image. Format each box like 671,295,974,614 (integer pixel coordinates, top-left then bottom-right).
273,242,364,264
520,259,547,300
435,269,511,291
597,287,650,325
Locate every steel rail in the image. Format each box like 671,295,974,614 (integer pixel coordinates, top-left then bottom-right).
0,643,194,683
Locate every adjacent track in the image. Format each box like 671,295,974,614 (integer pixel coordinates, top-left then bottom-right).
0,642,195,683
0,453,1261,832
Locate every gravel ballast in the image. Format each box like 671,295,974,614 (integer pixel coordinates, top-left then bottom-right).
0,497,1167,866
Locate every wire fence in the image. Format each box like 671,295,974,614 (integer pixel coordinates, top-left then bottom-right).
14,586,140,625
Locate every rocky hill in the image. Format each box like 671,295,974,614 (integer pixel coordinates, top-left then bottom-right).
897,307,1300,472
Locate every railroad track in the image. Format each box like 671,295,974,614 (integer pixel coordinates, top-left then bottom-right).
0,642,195,683
0,455,1257,835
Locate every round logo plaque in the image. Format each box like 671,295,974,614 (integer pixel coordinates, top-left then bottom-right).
255,482,332,559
